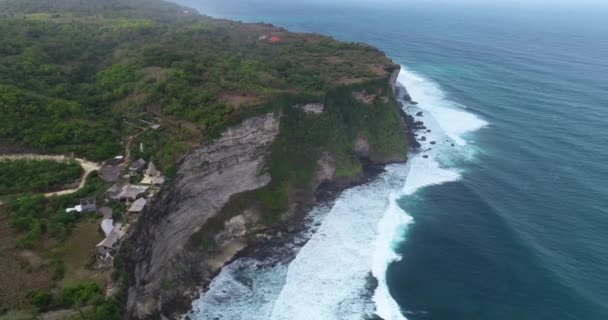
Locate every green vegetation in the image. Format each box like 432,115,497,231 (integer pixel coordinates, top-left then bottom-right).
0,159,83,195
24,282,120,319
5,173,108,248
29,289,52,310
195,80,407,229
57,282,103,307
0,0,395,166
257,80,407,223
67,298,122,320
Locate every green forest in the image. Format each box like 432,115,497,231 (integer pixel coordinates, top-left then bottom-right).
0,159,83,195
0,0,396,166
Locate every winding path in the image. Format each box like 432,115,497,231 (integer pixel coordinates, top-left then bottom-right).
0,154,102,198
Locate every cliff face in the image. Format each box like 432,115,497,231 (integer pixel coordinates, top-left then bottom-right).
123,113,280,319
121,69,410,319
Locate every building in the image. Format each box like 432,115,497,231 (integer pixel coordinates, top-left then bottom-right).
129,158,146,172
128,198,147,213
145,161,160,177
96,224,128,260
106,184,122,200
80,198,97,213
141,161,165,185
66,198,97,214
115,185,148,201
99,166,122,183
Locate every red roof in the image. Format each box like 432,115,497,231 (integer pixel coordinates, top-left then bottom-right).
268,36,282,43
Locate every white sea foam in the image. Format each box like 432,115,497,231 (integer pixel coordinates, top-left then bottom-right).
370,67,487,319
188,67,487,320
398,67,488,146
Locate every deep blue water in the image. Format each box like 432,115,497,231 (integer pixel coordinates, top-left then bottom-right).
177,1,608,319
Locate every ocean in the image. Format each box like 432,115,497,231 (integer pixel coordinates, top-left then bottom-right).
174,1,608,319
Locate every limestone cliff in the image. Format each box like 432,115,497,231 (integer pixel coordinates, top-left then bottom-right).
122,113,280,319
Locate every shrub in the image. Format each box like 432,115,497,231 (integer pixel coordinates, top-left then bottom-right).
30,289,53,310
58,282,103,307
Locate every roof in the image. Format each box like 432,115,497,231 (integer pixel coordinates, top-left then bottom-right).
268,36,282,43
97,230,119,249
96,224,127,249
99,166,122,182
146,161,161,177
130,158,146,171
80,198,96,206
116,185,148,200
106,184,121,194
140,174,165,185
128,198,148,213
101,219,114,236
99,207,113,219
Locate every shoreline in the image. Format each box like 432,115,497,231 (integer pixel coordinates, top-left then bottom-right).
180,81,422,319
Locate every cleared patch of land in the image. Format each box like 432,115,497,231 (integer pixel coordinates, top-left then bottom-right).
61,221,110,288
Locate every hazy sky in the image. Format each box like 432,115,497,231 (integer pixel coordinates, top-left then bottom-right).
177,0,608,12
185,0,607,5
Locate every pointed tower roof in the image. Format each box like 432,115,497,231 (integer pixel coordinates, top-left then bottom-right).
146,161,160,177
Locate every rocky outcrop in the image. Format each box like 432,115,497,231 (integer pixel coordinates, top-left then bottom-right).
122,113,280,319
354,136,372,159
294,103,324,115
353,90,379,104
311,152,336,193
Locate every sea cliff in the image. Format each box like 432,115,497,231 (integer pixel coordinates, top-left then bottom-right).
120,69,413,319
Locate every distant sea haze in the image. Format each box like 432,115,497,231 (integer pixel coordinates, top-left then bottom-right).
176,1,608,319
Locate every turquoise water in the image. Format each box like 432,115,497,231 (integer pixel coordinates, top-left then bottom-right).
178,1,608,319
